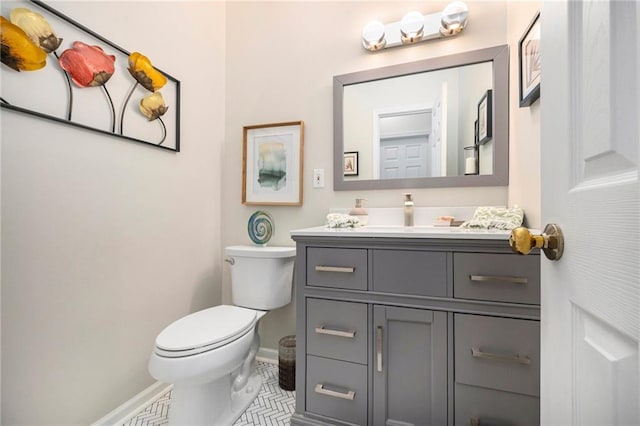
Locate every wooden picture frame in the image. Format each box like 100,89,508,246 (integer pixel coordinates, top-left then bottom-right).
519,11,541,107
242,121,304,206
343,151,359,176
477,89,493,145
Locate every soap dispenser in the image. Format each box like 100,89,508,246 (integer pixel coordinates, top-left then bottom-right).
403,193,414,226
349,198,369,226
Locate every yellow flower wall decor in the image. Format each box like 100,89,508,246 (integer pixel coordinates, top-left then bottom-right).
121,51,169,144
10,8,62,53
8,7,73,120
0,16,47,71
128,52,167,92
140,92,169,121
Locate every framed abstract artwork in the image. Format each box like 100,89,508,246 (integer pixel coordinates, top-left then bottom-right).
519,11,541,107
242,121,304,206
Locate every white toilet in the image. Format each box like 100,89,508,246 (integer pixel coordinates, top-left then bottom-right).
148,245,296,425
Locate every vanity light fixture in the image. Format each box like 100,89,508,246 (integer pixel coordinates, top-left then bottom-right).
361,1,469,52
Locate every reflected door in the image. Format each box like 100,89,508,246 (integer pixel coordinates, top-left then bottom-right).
541,1,639,424
379,136,428,179
431,83,447,177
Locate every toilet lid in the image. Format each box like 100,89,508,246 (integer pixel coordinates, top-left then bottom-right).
155,305,257,356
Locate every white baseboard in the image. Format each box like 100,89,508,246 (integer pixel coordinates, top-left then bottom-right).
91,381,172,426
256,347,278,364
93,347,279,425
91,348,278,426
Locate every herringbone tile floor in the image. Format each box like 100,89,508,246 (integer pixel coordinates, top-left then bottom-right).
123,361,295,426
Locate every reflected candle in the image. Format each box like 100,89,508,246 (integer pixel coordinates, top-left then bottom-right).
465,157,476,174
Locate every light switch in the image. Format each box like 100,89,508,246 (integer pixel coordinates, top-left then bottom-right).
313,169,325,188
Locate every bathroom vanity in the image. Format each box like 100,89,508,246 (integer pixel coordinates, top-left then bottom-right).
290,226,540,426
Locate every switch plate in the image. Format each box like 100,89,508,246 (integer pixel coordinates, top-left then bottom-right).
313,169,325,188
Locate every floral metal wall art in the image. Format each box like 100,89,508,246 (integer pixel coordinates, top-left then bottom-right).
0,0,181,152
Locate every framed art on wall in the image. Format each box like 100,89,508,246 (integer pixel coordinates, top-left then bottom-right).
242,121,304,206
0,0,181,151
519,11,541,107
343,151,359,176
477,89,492,145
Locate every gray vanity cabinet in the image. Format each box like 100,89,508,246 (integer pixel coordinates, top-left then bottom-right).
372,305,447,426
290,235,541,426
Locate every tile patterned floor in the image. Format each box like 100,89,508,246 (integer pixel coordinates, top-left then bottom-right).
123,361,295,426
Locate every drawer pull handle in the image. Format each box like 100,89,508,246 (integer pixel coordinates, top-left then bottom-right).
315,265,355,273
470,275,528,284
376,326,383,372
471,347,531,365
314,325,356,339
314,384,355,400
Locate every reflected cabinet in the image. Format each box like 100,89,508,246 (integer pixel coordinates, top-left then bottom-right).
291,235,541,426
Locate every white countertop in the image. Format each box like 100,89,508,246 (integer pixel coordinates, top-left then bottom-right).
290,225,514,240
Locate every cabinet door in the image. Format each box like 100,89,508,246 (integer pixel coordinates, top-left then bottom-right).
373,305,448,426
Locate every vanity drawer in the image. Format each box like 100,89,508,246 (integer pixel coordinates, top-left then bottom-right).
453,253,540,304
455,314,540,397
455,383,540,426
306,298,368,364
306,355,367,425
307,247,367,290
372,249,447,297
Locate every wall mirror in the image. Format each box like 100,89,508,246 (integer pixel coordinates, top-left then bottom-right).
334,45,509,190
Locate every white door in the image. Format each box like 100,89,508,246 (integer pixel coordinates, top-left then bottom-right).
541,1,639,425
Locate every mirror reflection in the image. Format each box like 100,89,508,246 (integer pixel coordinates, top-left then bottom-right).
343,62,493,180
333,45,509,191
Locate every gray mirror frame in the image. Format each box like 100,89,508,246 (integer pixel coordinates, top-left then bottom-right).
334,44,509,190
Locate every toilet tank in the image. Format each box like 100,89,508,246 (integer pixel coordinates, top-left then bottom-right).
224,245,296,310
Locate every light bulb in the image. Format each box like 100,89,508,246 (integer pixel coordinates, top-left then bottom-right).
400,11,424,44
440,1,469,36
362,20,386,51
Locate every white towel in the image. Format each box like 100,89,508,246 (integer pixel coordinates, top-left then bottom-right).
461,206,524,230
326,213,362,228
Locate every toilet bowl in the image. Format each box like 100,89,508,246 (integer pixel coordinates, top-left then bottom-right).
148,245,296,425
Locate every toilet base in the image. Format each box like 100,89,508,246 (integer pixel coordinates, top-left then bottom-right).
168,372,262,425
230,372,262,422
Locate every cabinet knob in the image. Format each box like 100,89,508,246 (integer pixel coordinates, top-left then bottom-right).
509,224,564,261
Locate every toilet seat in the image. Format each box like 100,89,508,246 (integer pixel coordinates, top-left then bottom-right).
154,305,257,358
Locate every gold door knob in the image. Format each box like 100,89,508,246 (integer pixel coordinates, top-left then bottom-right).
509,224,564,261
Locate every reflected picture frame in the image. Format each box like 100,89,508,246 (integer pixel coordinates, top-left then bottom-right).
477,89,492,145
519,11,541,107
344,151,359,176
242,121,304,206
